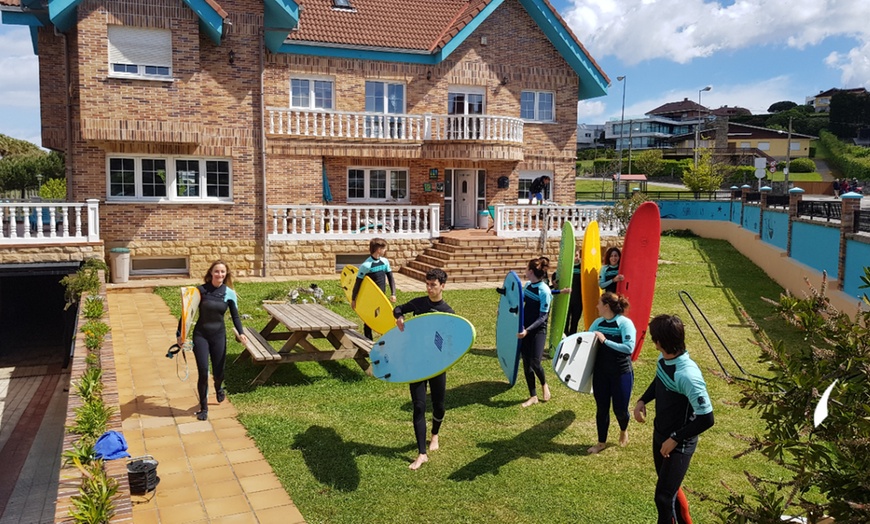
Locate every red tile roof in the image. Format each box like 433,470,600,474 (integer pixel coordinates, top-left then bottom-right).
648,98,708,117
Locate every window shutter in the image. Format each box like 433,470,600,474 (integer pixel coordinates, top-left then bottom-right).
108,26,172,68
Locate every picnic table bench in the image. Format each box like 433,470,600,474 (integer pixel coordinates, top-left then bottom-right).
235,302,375,386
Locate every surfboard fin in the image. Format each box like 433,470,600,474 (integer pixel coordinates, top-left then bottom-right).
509,306,518,314
496,287,506,295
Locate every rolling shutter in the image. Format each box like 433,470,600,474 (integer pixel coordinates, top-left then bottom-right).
108,26,171,68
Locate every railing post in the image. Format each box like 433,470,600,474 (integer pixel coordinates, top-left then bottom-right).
494,204,506,236
428,203,440,238
759,185,771,238
786,187,804,256
739,184,751,228
838,192,862,290
86,199,100,242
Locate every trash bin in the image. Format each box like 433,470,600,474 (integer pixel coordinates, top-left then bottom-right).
109,247,130,284
478,209,490,229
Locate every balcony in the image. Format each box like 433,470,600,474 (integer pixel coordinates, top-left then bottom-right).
265,108,525,161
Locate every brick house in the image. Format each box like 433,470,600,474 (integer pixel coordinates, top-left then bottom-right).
1,0,608,277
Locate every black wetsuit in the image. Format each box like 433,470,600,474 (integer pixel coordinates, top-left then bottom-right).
393,296,454,455
177,283,244,413
589,314,636,443
599,263,620,293
521,281,551,397
352,255,396,339
565,262,583,335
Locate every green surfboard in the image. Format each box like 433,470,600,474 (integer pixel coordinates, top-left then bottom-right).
547,221,575,357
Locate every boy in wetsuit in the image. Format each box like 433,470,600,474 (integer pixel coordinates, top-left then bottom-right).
351,237,397,339
393,268,454,470
634,314,715,524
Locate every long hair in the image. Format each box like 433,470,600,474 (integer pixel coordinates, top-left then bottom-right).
203,260,234,288
600,291,629,315
604,246,622,268
527,256,550,280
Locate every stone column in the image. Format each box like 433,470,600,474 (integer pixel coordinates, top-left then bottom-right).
786,187,804,256
837,192,862,290
759,185,772,238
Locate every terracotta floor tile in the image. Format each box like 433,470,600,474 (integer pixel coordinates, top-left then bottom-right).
193,464,238,484
177,420,212,434
232,460,274,478
210,512,259,524
153,470,196,490
213,426,249,440
199,478,245,500
154,485,202,508
237,474,283,493
226,447,264,464
142,425,180,439
220,436,257,452
185,440,223,458
157,501,207,524
139,416,176,429
189,452,230,470
144,434,184,451
156,457,191,476
246,487,293,511
130,507,160,524
180,431,219,446
202,494,251,519
254,504,306,523
210,417,240,430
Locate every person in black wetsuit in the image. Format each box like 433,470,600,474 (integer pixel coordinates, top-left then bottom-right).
527,175,551,204
352,237,397,339
176,260,247,421
518,257,553,407
634,315,715,524
599,246,624,293
564,254,583,335
392,268,454,471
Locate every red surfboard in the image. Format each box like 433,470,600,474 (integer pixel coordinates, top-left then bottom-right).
616,201,661,361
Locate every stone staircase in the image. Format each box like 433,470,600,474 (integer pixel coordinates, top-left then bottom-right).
400,232,562,283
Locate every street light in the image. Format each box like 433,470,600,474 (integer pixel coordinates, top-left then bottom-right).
36,174,43,192
694,85,712,169
616,76,626,182
784,116,793,191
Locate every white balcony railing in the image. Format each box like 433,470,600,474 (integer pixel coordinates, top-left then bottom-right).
0,200,100,244
493,204,619,238
266,108,524,144
268,204,440,241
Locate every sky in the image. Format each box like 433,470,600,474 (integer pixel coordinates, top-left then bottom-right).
2,0,870,147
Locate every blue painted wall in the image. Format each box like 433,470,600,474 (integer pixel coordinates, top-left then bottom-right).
730,201,742,224
790,221,841,278
742,205,761,234
760,209,789,251
658,200,731,221
843,239,870,300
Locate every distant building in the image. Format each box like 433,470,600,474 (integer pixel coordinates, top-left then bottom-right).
605,98,707,151
806,87,869,113
576,124,605,149
711,105,751,117
670,122,816,164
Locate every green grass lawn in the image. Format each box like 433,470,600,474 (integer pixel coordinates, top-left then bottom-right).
761,172,822,182
575,179,684,193
155,236,803,524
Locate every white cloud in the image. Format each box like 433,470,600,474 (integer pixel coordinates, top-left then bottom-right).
578,100,606,119
0,28,39,109
565,0,870,88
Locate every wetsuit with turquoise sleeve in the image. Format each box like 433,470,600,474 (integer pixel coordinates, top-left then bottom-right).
566,261,583,335
599,263,620,293
520,281,551,397
392,297,455,455
352,256,396,339
638,352,714,524
588,314,636,444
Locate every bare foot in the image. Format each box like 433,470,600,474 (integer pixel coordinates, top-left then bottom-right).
429,435,440,452
409,454,429,470
619,430,629,447
587,442,607,454
521,396,539,407
541,384,551,402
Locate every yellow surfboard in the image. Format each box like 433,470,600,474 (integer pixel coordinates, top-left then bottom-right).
340,265,395,335
581,221,602,330
180,286,201,342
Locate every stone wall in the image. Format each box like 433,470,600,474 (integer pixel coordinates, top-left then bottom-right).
0,243,104,265
268,238,434,277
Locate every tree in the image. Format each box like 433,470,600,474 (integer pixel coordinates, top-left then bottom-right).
599,191,649,236
681,148,725,191
633,149,664,178
0,136,65,197
768,101,798,113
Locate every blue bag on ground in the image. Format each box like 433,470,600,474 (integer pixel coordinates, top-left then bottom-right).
94,430,131,460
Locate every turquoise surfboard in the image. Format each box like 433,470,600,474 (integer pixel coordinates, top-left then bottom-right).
370,313,476,383
496,271,524,386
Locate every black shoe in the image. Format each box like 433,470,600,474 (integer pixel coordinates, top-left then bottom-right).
216,388,226,403
196,410,208,421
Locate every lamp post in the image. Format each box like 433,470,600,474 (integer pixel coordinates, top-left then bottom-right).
694,85,712,170
784,116,792,191
36,174,43,193
616,76,626,182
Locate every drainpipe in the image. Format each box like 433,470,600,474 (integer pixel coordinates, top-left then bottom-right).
55,26,73,201
259,26,269,277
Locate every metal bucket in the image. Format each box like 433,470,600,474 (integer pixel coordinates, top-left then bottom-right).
127,455,159,495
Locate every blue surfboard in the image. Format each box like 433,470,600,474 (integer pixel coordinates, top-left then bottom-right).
370,313,476,383
496,271,524,386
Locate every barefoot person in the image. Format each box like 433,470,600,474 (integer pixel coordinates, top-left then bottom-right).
176,260,248,421
352,237,397,339
518,257,553,407
392,268,454,470
634,315,714,524
587,292,635,453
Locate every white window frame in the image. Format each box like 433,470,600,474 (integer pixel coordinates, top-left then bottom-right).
364,80,406,138
517,170,552,204
346,167,410,203
106,155,233,203
290,75,335,110
739,141,751,149
107,26,173,81
520,90,556,122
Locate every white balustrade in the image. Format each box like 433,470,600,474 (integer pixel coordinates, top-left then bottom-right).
493,204,619,238
268,204,440,241
0,201,99,244
266,108,523,144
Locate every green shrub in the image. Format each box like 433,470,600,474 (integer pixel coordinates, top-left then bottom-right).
82,296,105,319
81,320,110,351
39,176,66,200
789,157,816,173
262,287,289,302
63,437,96,466
69,458,118,524
70,397,114,439
74,366,103,402
61,260,106,309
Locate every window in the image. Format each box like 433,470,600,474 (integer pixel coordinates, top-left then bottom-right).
739,141,751,149
448,88,485,139
107,26,172,80
790,141,800,151
517,171,552,203
107,156,232,202
757,142,770,151
290,78,334,110
365,81,405,138
346,167,409,202
520,91,555,122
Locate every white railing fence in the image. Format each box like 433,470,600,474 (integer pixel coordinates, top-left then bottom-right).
0,199,100,244
493,204,618,238
268,204,440,241
266,108,523,144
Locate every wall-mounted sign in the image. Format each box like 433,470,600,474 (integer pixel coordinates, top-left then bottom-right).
429,168,439,180
436,182,444,192
423,182,433,192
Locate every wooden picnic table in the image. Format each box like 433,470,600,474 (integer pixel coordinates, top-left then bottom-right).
235,302,374,386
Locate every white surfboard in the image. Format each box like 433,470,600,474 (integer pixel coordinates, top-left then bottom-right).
552,332,598,394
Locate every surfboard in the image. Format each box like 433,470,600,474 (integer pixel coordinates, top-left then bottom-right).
369,313,476,383
340,265,395,335
180,286,201,342
581,220,602,330
496,271,524,386
552,332,598,394
548,221,576,356
616,201,661,361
